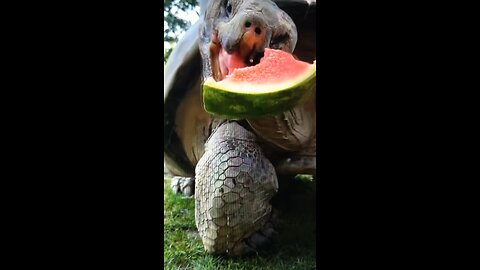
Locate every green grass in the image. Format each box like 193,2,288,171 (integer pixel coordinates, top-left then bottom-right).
164,175,316,270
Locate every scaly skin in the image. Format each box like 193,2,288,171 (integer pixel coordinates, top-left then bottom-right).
171,176,195,197
195,121,278,255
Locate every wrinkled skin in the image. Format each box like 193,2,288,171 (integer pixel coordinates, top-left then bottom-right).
199,0,297,82
165,0,316,256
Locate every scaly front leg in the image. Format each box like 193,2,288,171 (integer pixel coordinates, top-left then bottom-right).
195,121,278,256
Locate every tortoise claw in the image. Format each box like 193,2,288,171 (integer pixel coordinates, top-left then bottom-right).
228,216,279,257
231,241,256,256
260,222,277,238
247,232,268,250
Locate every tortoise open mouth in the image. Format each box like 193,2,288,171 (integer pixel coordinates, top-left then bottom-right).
209,33,268,82
218,48,264,80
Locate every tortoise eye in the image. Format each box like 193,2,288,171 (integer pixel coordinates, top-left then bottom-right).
226,2,232,16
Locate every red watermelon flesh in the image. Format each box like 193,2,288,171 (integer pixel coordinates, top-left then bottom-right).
220,48,311,83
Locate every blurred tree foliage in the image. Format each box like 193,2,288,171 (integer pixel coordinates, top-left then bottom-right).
164,0,199,63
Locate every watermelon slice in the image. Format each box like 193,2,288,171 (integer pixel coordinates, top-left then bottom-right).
203,48,316,119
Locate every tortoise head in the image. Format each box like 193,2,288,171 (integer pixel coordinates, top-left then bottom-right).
198,0,297,82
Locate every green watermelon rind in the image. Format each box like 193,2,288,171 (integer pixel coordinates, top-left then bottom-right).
202,64,316,119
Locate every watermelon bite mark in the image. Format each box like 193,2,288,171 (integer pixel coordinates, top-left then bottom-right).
225,49,310,84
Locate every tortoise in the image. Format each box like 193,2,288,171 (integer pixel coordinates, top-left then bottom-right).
164,0,316,256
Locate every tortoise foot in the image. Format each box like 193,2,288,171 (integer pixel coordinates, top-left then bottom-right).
171,176,195,197
232,226,276,256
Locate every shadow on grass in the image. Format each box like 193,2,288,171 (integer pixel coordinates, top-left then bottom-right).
164,175,316,270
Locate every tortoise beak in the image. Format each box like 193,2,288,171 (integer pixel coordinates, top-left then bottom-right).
209,33,223,82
